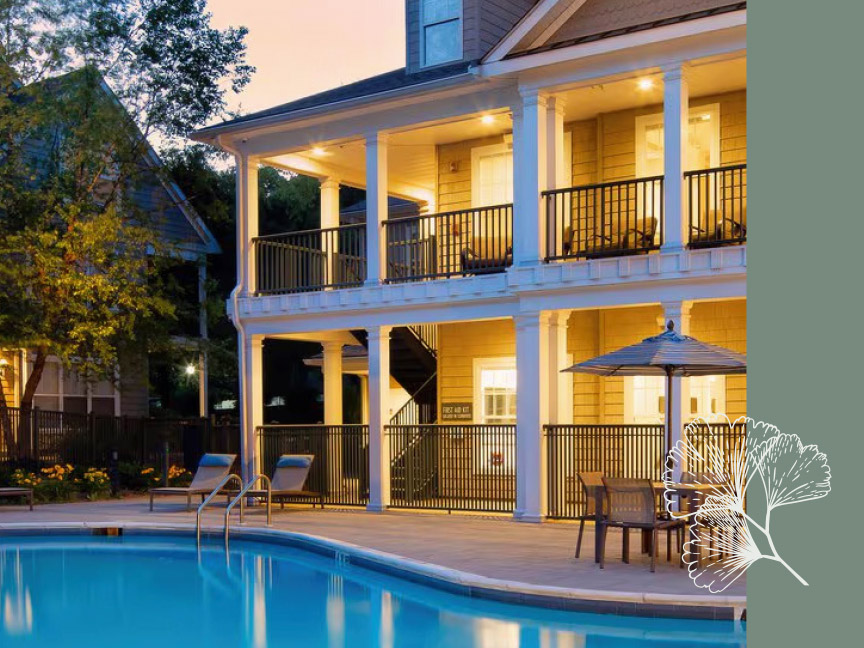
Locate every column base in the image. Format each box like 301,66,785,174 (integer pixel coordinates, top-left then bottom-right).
366,503,389,513
660,243,687,254
512,510,546,523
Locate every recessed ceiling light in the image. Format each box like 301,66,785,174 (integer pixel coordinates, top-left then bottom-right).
637,78,654,91
311,146,327,156
480,114,495,125
700,113,711,121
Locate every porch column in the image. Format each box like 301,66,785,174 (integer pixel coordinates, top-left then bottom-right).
662,300,693,481
320,177,340,286
359,375,369,424
661,64,689,252
546,96,568,190
240,334,264,482
512,90,548,266
323,341,344,495
367,325,392,511
365,133,389,285
547,311,573,426
514,312,551,522
236,154,259,295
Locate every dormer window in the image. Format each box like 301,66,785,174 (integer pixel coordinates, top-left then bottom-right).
421,0,462,67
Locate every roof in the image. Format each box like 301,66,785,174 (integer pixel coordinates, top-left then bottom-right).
195,61,473,136
506,0,746,58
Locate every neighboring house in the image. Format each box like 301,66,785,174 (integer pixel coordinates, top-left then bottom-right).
0,70,221,418
194,0,747,521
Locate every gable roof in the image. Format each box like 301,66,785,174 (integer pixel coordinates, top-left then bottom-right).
486,0,746,62
195,61,473,138
17,68,220,256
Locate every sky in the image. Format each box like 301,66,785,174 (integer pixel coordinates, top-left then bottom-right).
206,0,406,118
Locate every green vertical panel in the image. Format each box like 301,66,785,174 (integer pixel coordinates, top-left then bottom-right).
750,0,864,644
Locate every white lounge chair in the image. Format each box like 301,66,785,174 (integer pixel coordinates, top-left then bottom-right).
0,487,33,510
245,455,323,509
149,453,237,511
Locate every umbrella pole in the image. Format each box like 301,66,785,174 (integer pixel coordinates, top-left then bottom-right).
665,366,673,473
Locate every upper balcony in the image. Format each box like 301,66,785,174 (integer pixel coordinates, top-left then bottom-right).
240,57,746,298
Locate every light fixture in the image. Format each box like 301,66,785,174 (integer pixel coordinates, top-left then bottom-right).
480,114,495,125
184,363,196,376
0,358,7,378
637,78,655,91
700,113,711,121
311,146,327,156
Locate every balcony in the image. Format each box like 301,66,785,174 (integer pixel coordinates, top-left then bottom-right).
686,164,747,248
544,176,664,262
384,204,513,283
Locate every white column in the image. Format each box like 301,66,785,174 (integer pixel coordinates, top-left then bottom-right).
547,311,573,426
512,90,548,266
662,301,693,480
546,96,568,190
365,133,388,285
661,64,689,252
236,154,259,295
514,312,551,522
322,341,344,494
366,325,392,511
240,334,264,482
320,177,340,286
359,375,369,424
197,261,209,417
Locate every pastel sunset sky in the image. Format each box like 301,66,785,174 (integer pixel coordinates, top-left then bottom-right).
207,0,406,117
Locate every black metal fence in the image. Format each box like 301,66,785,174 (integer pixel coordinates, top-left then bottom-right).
253,223,366,295
386,424,516,513
384,205,513,282
684,420,748,476
686,164,747,248
545,424,666,519
544,176,664,261
256,425,369,506
0,407,239,471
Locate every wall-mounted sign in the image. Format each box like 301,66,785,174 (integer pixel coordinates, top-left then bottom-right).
441,402,473,421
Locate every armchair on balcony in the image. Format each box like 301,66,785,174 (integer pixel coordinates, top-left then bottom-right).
565,217,658,259
460,237,512,275
690,206,747,247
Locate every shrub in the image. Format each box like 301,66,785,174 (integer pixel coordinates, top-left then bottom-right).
34,464,76,502
117,462,161,491
77,468,111,500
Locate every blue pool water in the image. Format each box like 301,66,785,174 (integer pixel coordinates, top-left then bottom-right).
0,534,744,647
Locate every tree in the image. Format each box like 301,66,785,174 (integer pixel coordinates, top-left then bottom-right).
0,0,252,455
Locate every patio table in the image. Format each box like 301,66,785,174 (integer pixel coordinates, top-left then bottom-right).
589,482,721,565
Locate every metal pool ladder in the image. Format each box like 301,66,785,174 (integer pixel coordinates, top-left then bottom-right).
195,473,242,546
223,474,272,548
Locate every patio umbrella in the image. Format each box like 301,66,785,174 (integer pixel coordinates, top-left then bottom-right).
562,321,747,453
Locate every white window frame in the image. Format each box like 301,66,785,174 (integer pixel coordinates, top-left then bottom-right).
470,142,514,208
471,357,516,475
27,354,120,416
634,104,721,177
420,0,463,68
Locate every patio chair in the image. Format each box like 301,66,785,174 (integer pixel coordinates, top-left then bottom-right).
574,472,606,558
149,453,237,511
0,487,33,511
600,478,684,572
242,455,323,510
460,243,512,275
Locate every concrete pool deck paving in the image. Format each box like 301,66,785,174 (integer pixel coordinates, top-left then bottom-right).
0,496,745,619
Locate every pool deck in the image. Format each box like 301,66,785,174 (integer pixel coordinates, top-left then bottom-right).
0,496,745,619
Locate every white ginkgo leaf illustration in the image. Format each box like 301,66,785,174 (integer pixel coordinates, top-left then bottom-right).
665,417,831,592
757,433,831,510
683,499,761,593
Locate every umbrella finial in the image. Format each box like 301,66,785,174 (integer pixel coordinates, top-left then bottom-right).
666,320,674,331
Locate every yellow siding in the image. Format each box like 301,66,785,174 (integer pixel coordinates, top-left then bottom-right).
437,135,509,213
438,319,515,411
0,350,17,407
570,119,598,186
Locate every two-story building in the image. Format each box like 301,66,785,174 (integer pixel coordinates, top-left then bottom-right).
193,0,747,522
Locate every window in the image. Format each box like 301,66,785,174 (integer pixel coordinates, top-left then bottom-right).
471,143,513,208
473,358,516,474
421,0,462,67
28,356,119,415
624,375,726,424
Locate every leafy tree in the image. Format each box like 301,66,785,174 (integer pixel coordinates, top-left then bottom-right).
0,0,252,455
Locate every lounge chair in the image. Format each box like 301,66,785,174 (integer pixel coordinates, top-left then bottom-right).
149,453,237,511
0,487,33,510
244,455,323,509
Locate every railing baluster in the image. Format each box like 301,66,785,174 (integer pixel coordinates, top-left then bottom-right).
685,163,747,248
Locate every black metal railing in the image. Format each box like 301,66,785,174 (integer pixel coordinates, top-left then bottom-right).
389,373,437,427
254,223,366,295
256,425,369,506
406,324,438,356
544,176,664,261
545,424,665,519
0,407,238,470
386,424,516,513
686,164,747,248
383,205,513,282
684,420,748,476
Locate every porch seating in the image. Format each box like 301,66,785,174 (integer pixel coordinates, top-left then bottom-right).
599,478,684,572
565,217,658,259
0,487,33,510
149,453,237,511
690,207,747,247
460,242,512,274
574,472,605,558
242,454,323,509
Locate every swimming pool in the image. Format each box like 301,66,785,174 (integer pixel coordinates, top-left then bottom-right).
0,533,744,647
